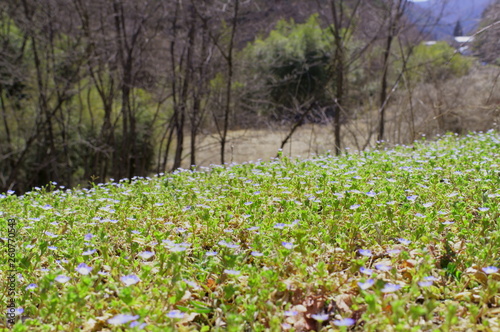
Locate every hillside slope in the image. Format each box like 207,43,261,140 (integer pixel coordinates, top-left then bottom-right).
1,131,499,331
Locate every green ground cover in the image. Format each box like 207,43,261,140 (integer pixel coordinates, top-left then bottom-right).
1,131,499,331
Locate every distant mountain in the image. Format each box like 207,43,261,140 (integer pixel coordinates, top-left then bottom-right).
408,0,495,40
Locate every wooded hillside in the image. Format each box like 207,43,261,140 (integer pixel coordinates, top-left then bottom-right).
0,0,498,194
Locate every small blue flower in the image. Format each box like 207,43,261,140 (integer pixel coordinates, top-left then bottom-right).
418,280,433,287
170,245,187,252
75,263,93,275
205,251,218,256
182,279,200,290
281,242,294,250
386,249,401,255
25,283,38,290
358,249,372,257
129,321,147,329
381,283,401,293
423,276,438,281
82,249,97,256
284,310,298,317
350,204,361,210
359,267,373,275
357,279,375,290
311,313,329,322
397,238,411,245
167,310,185,319
251,251,264,257
120,274,140,286
375,264,392,272
482,266,498,274
224,269,241,276
478,207,490,212
55,275,70,284
333,318,355,326
138,251,154,259
108,314,140,325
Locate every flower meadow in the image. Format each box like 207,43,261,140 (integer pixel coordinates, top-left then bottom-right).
1,132,499,331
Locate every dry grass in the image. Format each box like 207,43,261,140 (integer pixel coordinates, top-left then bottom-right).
177,117,378,170
384,64,500,144
172,64,499,169
182,125,337,168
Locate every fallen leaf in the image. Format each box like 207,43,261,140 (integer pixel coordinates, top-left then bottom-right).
334,294,353,314
206,278,216,291
465,266,488,284
81,318,105,332
403,259,417,268
181,290,192,302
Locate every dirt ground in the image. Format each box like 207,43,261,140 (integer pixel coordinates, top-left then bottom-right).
179,122,371,169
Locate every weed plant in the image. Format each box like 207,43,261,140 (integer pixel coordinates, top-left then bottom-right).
1,132,499,331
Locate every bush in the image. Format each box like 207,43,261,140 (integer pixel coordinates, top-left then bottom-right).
246,15,334,118
407,42,473,83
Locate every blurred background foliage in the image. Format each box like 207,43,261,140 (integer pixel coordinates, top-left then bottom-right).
0,0,498,194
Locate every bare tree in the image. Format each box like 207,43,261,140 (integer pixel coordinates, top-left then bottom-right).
1,0,85,191
319,0,366,155
188,1,212,167
194,0,241,165
73,0,117,181
377,0,409,142
474,0,500,64
111,0,159,179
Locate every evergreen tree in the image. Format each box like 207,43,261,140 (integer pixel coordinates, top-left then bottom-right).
453,20,463,36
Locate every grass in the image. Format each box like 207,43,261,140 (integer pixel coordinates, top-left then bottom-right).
178,121,375,170
1,131,499,331
177,124,341,169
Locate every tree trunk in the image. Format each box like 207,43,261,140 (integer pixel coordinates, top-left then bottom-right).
378,31,393,142
220,0,239,165
330,0,344,156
